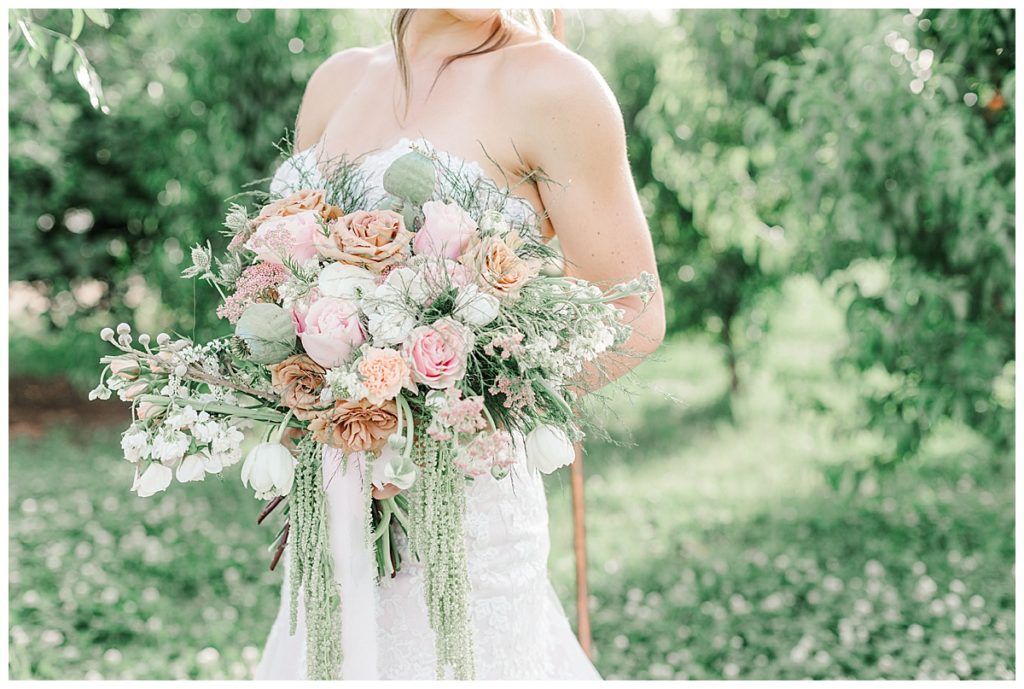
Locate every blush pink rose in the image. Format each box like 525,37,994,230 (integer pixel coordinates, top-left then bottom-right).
293,294,365,368
402,317,474,389
413,201,478,260
357,347,414,405
244,210,322,269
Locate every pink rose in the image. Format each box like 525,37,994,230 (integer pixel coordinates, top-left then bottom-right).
357,347,414,405
244,210,322,268
402,317,474,389
413,201,478,260
294,294,365,368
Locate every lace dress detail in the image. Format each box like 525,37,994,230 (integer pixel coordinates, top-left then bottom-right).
253,139,599,680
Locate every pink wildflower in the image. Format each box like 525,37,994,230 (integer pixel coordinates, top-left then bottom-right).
216,262,288,323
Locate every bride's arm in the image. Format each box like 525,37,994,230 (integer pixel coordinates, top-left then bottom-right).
522,47,666,385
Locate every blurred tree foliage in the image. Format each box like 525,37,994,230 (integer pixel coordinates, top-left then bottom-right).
8,9,1014,475
628,8,1014,475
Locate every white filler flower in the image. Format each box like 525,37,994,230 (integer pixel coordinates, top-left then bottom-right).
525,424,576,474
132,462,173,497
241,442,296,500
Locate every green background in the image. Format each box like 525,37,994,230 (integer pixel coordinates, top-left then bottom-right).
8,8,1015,680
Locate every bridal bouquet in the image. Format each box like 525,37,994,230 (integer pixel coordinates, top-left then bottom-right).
91,142,653,679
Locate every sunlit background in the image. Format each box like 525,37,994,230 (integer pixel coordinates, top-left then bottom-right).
8,8,1015,680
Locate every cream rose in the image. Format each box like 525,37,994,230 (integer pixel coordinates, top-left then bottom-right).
459,231,536,298
315,209,414,273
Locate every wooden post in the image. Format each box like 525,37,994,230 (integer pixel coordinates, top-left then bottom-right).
549,7,593,660
570,443,593,658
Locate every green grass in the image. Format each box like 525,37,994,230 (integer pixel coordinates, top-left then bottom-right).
8,281,1015,679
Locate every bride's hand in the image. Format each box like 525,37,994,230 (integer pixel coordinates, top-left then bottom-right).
372,483,402,500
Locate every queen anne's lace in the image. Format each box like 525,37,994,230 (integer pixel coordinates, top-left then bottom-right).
254,139,601,681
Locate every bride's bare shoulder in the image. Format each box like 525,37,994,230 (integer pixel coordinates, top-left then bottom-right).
295,46,385,150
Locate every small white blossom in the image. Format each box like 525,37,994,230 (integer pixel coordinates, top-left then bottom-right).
120,427,151,463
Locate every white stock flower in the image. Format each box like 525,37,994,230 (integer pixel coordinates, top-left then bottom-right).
318,263,376,301
132,462,173,497
150,427,190,465
209,424,245,468
165,405,199,429
525,424,576,474
120,427,150,463
453,283,500,327
241,442,296,500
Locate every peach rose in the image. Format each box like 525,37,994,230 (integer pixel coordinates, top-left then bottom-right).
256,188,343,225
402,317,474,389
315,209,414,273
269,354,326,420
309,398,398,454
459,231,537,298
357,347,413,405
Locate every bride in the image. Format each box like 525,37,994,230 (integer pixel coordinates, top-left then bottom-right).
254,8,664,680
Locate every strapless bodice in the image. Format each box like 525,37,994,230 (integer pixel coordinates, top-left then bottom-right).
270,137,540,230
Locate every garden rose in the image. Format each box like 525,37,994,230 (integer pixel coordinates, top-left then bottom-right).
318,263,376,301
459,231,536,298
309,398,398,454
357,347,414,405
270,354,327,420
413,200,478,259
315,209,413,273
255,188,342,225
293,295,365,369
402,317,474,389
245,210,322,268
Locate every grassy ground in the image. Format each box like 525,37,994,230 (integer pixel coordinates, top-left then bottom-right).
8,282,1015,680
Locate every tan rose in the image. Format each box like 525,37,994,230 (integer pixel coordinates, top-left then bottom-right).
315,209,414,273
308,398,398,454
269,354,327,421
459,232,537,298
256,189,343,225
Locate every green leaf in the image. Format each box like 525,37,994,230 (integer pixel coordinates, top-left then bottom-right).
82,9,111,28
70,9,85,40
52,38,74,74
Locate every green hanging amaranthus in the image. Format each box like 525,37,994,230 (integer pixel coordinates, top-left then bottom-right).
410,435,475,680
288,435,343,680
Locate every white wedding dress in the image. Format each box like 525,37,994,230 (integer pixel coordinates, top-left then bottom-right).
253,138,601,680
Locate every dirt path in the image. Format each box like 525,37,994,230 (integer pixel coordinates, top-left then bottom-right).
8,377,130,439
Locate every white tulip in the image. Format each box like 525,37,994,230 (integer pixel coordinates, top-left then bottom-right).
241,442,296,500
453,283,500,327
525,424,576,474
371,445,418,491
132,462,173,497
318,263,376,301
